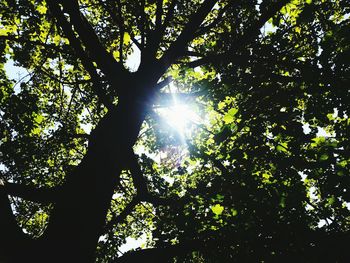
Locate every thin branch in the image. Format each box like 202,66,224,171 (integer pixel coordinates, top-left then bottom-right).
140,0,146,48
155,0,164,31
112,237,207,263
193,3,230,38
0,35,70,54
187,52,247,68
140,0,176,64
130,33,143,51
100,0,127,63
38,67,92,85
69,133,91,140
161,0,178,33
105,197,139,230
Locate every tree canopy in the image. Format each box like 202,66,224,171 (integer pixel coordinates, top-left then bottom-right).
1,0,350,262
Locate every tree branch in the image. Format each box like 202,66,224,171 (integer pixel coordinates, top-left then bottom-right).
0,180,33,260
140,0,146,48
0,181,61,204
0,35,70,54
155,0,164,31
47,0,114,109
112,236,212,263
159,0,218,67
161,0,178,34
193,2,229,38
187,53,247,68
155,76,172,90
187,0,291,68
113,245,185,263
128,152,148,196
56,0,127,80
105,197,139,230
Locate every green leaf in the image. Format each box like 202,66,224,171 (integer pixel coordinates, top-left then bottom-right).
231,209,238,216
223,108,238,124
319,154,329,161
37,4,47,14
228,108,238,117
211,204,224,216
280,196,286,208
123,32,131,45
34,114,44,124
276,142,288,153
223,114,233,124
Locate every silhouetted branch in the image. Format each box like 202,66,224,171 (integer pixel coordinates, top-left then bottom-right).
47,0,114,109
0,180,34,260
0,35,70,54
0,181,61,204
155,76,172,91
112,235,216,263
57,0,127,79
105,197,139,230
160,0,218,67
128,152,148,196
69,133,91,140
155,0,164,31
187,0,291,67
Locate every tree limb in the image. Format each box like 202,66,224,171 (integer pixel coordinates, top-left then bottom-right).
47,0,114,109
112,236,212,263
155,76,172,90
57,0,127,80
113,245,185,263
155,0,164,31
160,0,218,67
0,181,61,204
105,197,139,230
0,35,71,54
187,0,291,68
128,151,149,196
0,180,34,260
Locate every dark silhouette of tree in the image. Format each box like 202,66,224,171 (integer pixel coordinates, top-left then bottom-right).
0,0,349,262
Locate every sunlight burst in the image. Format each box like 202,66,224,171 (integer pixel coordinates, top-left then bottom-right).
162,104,199,134
156,82,201,137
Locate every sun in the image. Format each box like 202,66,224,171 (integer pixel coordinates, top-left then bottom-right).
157,102,200,137
165,104,198,132
156,83,201,136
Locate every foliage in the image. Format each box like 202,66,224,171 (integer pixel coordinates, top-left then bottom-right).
1,0,350,262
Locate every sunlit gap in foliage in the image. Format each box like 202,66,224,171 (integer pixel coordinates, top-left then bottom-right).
126,43,141,72
156,83,201,141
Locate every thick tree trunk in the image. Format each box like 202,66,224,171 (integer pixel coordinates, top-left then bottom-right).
36,86,148,262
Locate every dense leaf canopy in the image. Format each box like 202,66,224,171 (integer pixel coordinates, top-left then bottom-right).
1,0,350,262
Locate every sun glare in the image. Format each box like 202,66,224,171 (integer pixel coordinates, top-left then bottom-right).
156,83,201,137
163,104,199,133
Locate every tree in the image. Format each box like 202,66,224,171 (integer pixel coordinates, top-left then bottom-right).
0,0,349,262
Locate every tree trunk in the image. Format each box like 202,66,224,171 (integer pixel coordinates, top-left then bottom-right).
36,87,147,262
